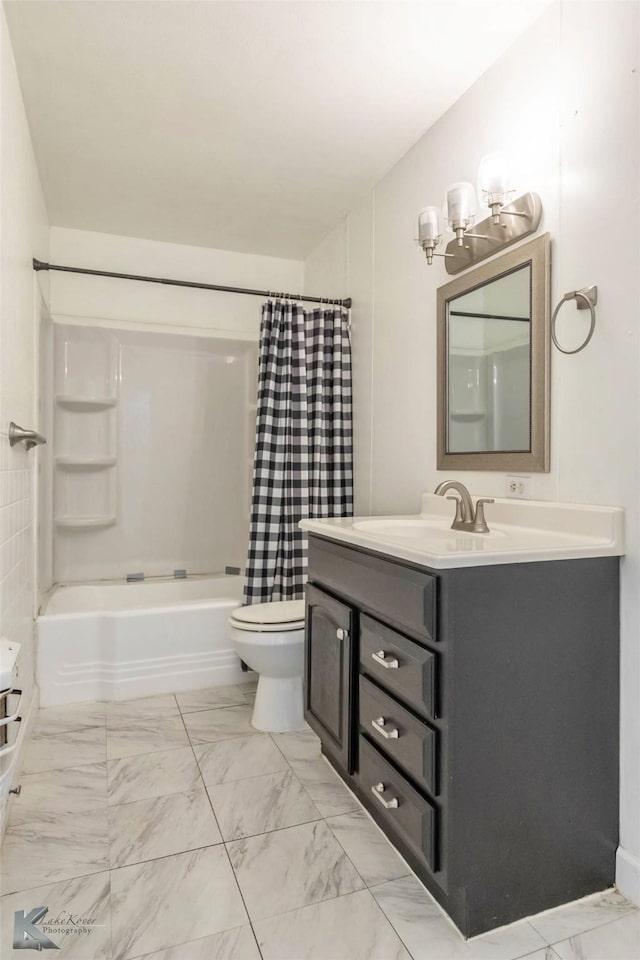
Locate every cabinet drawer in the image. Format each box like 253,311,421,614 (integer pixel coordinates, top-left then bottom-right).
308,536,436,643
360,615,437,719
358,735,437,872
359,676,437,795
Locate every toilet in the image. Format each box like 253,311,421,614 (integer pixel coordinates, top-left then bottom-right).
229,599,306,732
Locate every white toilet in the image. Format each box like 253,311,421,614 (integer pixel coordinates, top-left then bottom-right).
229,599,306,732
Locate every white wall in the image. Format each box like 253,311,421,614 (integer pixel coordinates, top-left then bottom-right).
0,5,49,826
303,219,348,302
49,226,303,340
304,1,640,902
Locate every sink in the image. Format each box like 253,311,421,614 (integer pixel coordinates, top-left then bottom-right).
300,493,625,569
353,517,505,540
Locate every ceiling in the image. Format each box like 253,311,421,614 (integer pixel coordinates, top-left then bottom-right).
4,0,552,260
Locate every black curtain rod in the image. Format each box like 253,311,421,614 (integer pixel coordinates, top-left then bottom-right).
32,259,352,310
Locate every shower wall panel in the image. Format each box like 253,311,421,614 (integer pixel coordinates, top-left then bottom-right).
53,324,256,582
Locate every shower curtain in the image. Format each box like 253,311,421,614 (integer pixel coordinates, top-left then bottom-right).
244,299,352,603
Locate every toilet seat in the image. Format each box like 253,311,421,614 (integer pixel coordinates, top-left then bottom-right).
230,599,305,633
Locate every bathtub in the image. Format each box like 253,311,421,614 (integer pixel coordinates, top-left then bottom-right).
37,575,246,706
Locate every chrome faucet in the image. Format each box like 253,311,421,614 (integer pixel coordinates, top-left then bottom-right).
433,481,494,534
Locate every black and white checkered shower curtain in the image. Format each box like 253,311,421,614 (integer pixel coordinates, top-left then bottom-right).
244,299,353,604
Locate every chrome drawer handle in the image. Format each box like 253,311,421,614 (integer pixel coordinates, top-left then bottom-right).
371,781,399,809
371,717,400,740
336,628,349,641
371,650,399,669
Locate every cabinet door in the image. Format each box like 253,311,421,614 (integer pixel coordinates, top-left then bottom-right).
304,584,355,773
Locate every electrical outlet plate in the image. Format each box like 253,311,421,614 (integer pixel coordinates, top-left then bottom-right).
506,475,531,498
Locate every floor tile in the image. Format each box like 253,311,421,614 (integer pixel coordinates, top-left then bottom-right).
195,734,288,785
207,768,320,840
0,870,111,958
183,703,260,743
22,726,107,774
371,875,548,959
8,762,107,827
111,845,247,960
175,683,253,713
1,808,109,894
287,757,361,817
518,952,562,960
133,925,261,960
254,888,412,960
106,715,189,760
242,677,258,702
528,888,637,944
552,910,640,959
107,747,200,806
106,693,179,724
326,808,411,886
272,729,321,763
32,700,106,736
108,785,222,866
227,818,365,921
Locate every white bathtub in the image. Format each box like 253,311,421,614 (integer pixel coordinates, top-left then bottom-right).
37,575,246,706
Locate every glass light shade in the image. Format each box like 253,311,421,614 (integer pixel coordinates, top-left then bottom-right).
418,206,442,244
478,152,510,198
444,182,476,229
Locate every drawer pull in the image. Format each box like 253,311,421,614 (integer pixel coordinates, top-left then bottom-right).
336,627,349,641
372,650,399,669
371,716,400,740
371,781,399,809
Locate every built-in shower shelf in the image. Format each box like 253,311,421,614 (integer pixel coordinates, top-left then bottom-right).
56,395,117,410
55,516,116,529
56,457,117,469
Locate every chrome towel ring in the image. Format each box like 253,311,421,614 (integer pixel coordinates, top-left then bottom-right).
551,285,598,355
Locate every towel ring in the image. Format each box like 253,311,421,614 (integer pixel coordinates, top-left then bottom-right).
551,286,598,355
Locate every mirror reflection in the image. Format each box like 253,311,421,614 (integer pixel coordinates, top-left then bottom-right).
446,264,531,454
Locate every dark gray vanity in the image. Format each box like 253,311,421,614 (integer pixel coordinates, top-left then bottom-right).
303,531,620,937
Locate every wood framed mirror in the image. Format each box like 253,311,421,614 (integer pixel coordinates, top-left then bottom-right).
437,232,550,472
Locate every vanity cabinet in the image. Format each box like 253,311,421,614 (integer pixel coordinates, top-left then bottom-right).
304,533,620,938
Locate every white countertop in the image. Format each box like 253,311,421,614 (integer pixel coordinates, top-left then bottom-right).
299,493,625,569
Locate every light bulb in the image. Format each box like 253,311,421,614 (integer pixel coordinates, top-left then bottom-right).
478,152,513,223
444,182,476,246
417,206,442,264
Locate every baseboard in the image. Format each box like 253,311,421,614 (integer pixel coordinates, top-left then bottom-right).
39,647,245,705
616,846,640,905
0,684,39,836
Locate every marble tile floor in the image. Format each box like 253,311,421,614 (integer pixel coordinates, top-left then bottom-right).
1,683,637,960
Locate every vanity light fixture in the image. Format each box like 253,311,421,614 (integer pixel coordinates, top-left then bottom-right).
416,154,542,275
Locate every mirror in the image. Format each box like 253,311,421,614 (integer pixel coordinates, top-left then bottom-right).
437,233,550,472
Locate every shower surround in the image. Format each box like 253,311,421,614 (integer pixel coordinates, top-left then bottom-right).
38,322,258,704
49,323,256,581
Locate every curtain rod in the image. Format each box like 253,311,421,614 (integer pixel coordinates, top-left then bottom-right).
32,259,351,310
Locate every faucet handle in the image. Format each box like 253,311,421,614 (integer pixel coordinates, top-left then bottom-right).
446,495,466,523
473,498,495,533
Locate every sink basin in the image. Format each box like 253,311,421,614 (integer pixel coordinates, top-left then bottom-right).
300,493,624,569
353,517,505,540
